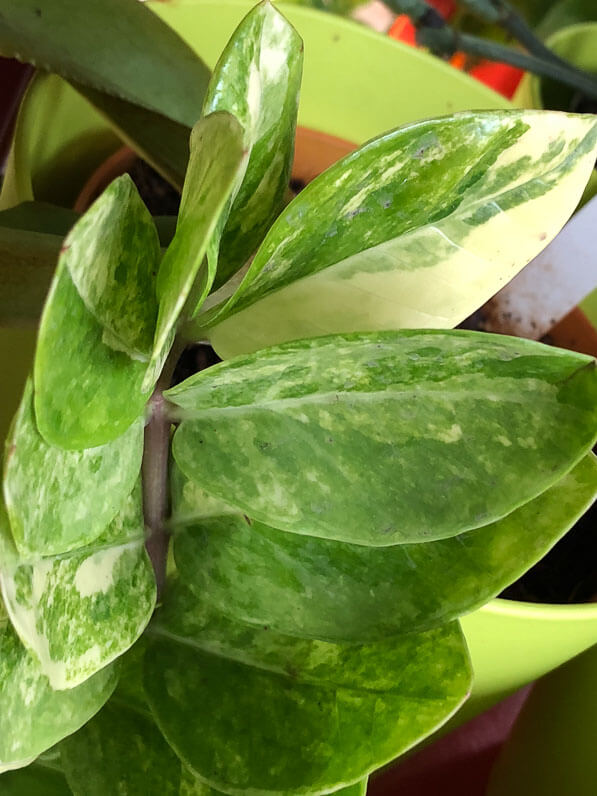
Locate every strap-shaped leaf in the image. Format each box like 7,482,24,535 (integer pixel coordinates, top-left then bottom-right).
144,582,470,795
199,110,597,357
203,1,303,288
63,175,160,360
0,226,59,326
168,330,597,546
4,380,143,557
34,260,152,450
0,0,209,124
172,455,597,642
0,597,117,772
144,112,247,391
0,485,155,689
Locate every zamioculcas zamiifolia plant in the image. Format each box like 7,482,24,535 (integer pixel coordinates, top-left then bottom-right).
1,2,597,793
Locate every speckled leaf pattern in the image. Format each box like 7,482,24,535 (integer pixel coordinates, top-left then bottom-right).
34,254,152,450
201,111,597,357
4,380,143,557
144,581,470,795
0,485,156,689
169,330,597,546
203,1,302,288
145,112,247,391
0,596,117,772
63,175,160,359
60,702,196,796
172,455,597,642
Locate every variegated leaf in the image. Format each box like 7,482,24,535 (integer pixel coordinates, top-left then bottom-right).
168,330,597,546
144,581,470,795
60,702,198,796
63,175,160,360
34,260,152,449
198,110,597,357
0,485,155,689
172,455,597,641
202,0,303,288
144,112,247,391
0,596,117,773
4,380,143,557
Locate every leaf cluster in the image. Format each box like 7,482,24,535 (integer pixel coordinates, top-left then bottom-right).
0,1,597,793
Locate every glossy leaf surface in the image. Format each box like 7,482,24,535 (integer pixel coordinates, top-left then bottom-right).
0,486,155,689
4,381,143,557
145,582,470,795
145,113,247,391
173,455,597,641
203,1,303,287
60,703,195,796
64,175,160,359
34,260,151,449
201,111,597,357
0,597,117,772
169,330,597,546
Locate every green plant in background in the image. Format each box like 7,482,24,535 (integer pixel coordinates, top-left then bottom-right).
1,1,597,793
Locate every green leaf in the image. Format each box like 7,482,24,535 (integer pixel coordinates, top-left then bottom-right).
198,111,597,358
0,484,156,689
3,380,144,557
536,0,597,40
0,597,117,772
0,226,60,326
0,761,72,795
0,202,78,236
63,175,160,359
77,86,191,191
168,330,597,546
60,702,192,796
34,259,152,450
0,0,210,124
144,581,471,794
203,1,303,288
145,112,247,391
172,455,597,641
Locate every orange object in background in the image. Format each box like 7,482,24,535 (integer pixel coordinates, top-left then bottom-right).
388,1,524,100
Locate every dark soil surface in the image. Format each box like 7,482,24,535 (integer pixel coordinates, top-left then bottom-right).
127,158,181,216
500,496,597,604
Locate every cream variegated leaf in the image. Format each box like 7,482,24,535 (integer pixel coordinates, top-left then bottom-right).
202,0,303,289
199,110,597,357
0,594,117,772
0,485,155,689
3,380,143,558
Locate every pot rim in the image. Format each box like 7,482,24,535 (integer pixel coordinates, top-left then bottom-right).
483,595,597,620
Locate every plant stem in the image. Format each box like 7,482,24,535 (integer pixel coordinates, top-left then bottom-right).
142,340,184,599
417,27,597,101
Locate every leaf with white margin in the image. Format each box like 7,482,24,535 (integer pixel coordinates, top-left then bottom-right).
143,112,247,392
0,597,117,773
63,174,160,360
168,330,597,546
172,455,597,642
198,110,597,358
0,485,156,689
144,581,470,795
34,250,152,450
4,380,143,557
202,0,303,289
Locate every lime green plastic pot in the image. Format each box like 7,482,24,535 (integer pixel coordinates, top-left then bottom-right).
486,643,597,795
2,0,596,720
